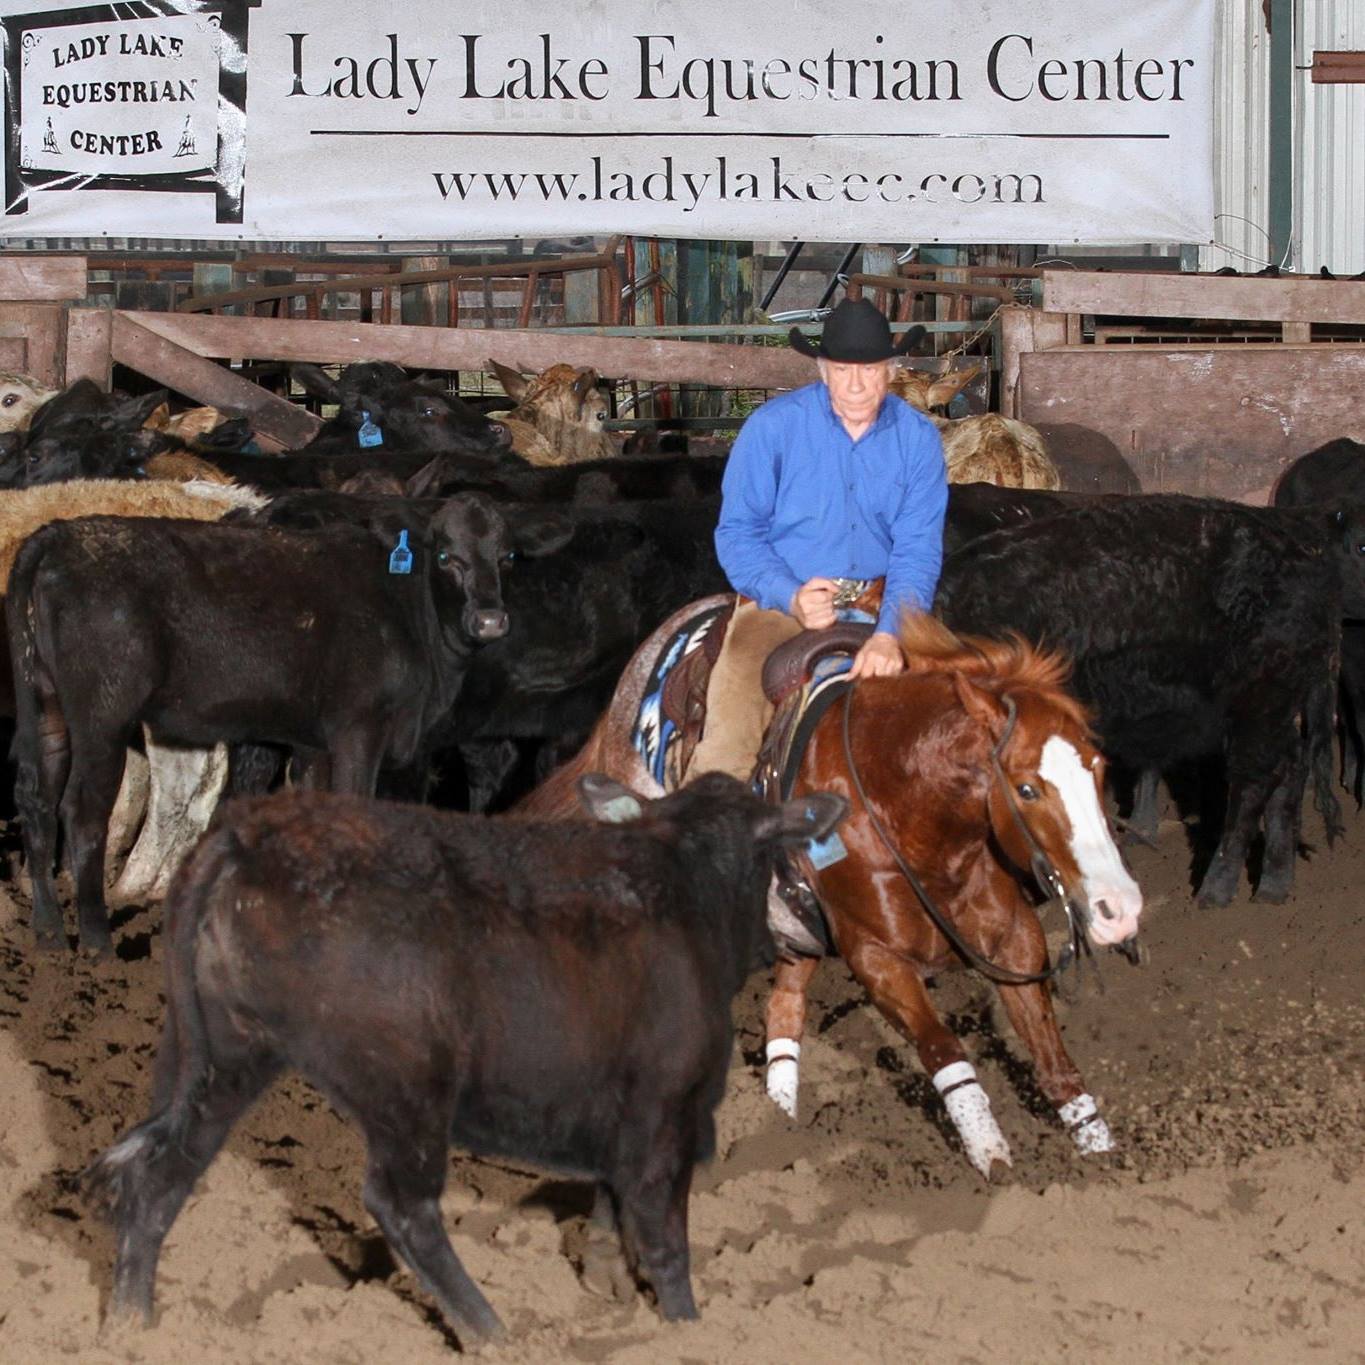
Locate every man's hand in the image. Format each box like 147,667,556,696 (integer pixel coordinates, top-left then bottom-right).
790,577,839,630
848,631,905,679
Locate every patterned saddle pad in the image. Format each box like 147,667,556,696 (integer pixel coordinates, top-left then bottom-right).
631,601,730,790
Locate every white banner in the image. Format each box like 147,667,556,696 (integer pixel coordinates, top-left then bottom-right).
1,0,1215,243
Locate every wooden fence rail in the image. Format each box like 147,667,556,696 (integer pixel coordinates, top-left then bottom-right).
64,307,823,450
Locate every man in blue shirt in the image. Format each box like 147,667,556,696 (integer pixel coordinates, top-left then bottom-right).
690,298,948,780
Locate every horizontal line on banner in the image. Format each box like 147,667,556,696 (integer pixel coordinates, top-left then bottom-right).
309,130,1171,140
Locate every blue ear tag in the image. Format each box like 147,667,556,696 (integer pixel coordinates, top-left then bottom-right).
388,529,413,575
806,830,848,870
357,409,384,448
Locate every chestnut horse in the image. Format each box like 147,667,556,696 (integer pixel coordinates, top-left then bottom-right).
522,608,1143,1178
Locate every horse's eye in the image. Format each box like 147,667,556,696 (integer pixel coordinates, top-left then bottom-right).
437,549,450,565
1,394,17,407
1017,783,1040,802
502,549,517,565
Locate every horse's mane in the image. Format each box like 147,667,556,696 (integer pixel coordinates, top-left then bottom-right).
901,612,1091,731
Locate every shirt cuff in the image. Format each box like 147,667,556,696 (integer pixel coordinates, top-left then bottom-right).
756,571,804,617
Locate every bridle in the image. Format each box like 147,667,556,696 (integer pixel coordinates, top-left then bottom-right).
839,685,1089,986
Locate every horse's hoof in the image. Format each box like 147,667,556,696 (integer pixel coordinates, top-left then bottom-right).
936,1068,1013,1178
765,1040,800,1119
1060,1093,1115,1155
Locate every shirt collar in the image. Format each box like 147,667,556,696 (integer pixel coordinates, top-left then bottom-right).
817,381,894,440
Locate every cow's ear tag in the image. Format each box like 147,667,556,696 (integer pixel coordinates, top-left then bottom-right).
388,529,413,575
357,410,384,448
806,830,847,869
597,794,641,823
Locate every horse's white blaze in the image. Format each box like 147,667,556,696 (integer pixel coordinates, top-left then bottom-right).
1038,736,1143,947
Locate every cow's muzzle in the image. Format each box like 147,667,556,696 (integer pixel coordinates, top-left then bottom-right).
468,608,510,641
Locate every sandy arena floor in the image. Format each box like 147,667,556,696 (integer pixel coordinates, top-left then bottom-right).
1,796,1362,1364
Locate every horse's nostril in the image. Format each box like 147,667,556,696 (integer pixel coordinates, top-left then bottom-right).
1096,898,1116,920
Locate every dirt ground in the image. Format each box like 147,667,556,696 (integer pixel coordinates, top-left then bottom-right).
1,794,1363,1365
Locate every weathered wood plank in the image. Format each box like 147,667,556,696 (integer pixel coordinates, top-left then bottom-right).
65,309,113,388
0,255,87,302
1041,270,1365,324
0,302,65,386
1018,348,1365,504
998,305,1067,418
128,311,819,389
110,313,321,450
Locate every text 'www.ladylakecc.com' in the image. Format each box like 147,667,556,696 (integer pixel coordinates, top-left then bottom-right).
431,155,1046,211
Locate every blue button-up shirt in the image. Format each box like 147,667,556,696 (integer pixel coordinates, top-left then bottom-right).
714,381,948,636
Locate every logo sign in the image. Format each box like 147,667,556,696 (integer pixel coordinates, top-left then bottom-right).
0,0,1214,243
3,0,249,224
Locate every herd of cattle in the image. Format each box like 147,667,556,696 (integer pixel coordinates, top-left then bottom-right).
1,356,1363,1344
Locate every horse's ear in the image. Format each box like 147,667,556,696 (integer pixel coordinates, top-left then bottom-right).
952,672,1006,733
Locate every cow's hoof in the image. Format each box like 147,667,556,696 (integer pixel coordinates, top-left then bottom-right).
78,931,115,961
1251,875,1291,905
33,925,67,954
577,1242,636,1304
1195,866,1239,908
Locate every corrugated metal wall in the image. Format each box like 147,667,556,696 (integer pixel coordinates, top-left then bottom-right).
1296,0,1365,274
1204,0,1364,274
1203,2,1272,271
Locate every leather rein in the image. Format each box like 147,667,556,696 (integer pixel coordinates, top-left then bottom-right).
839,685,1089,987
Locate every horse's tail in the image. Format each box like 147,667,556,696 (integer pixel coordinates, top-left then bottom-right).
84,828,234,1213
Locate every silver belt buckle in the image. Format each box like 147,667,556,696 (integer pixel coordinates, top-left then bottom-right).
831,577,869,608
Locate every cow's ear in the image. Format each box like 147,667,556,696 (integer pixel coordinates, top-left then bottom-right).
112,388,171,432
404,454,448,500
31,377,102,432
754,792,849,846
291,364,342,404
922,367,980,412
578,774,644,823
571,367,601,401
511,509,575,558
489,358,529,403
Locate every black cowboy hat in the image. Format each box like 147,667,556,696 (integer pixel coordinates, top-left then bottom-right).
789,299,924,362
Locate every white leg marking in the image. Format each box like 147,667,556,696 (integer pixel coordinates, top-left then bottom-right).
933,1061,1012,1178
765,1038,801,1118
1038,736,1144,946
1059,1091,1115,1155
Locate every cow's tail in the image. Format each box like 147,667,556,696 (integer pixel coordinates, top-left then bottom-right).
7,524,62,758
84,831,234,1216
1307,668,1344,847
